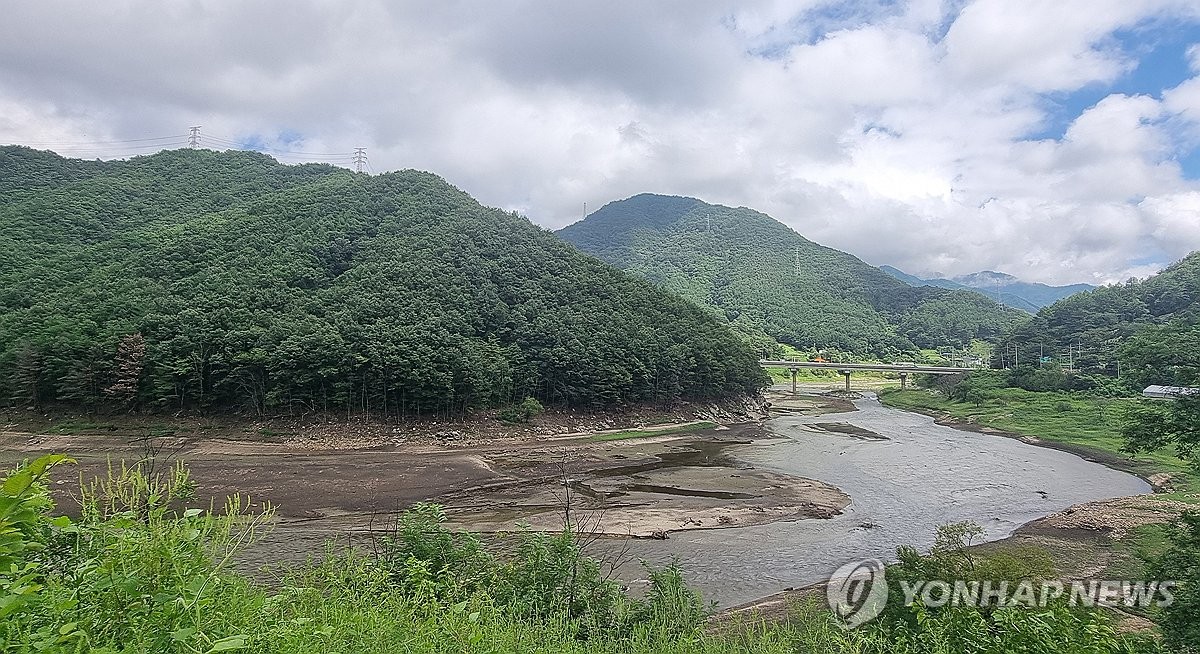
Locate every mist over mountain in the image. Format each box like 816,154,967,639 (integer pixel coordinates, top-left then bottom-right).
880,266,1094,313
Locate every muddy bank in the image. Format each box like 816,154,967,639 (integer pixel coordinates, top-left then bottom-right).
445,437,849,537
6,388,1154,610
0,394,769,453
0,394,855,575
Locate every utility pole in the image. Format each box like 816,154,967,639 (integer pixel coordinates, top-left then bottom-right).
353,148,367,173
794,247,801,276
188,126,201,149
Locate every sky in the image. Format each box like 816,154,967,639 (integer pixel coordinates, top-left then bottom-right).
2,1,1200,285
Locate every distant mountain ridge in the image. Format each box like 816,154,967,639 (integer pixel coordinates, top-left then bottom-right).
557,193,1025,356
880,266,1093,312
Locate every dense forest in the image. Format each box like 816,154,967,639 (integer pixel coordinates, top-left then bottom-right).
0,147,768,416
557,194,1025,356
1001,252,1200,378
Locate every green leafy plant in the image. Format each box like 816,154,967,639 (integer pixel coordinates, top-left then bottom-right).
0,454,73,621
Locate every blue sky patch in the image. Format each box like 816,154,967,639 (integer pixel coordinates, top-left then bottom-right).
1024,19,1200,144
743,0,907,58
1178,146,1200,179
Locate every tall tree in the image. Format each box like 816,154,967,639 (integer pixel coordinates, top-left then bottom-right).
104,333,146,408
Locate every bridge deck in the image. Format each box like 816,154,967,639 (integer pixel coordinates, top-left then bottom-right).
758,360,972,375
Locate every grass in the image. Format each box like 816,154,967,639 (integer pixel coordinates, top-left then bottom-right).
49,419,117,434
879,387,1200,500
590,422,717,441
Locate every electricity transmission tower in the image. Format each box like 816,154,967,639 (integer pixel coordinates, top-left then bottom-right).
188,126,201,148
353,148,367,173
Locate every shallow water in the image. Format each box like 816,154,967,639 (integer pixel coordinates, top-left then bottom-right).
604,392,1151,608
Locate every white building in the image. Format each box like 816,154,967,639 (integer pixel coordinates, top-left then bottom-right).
1142,385,1200,400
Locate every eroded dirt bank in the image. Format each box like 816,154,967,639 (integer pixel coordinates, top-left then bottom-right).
0,394,853,571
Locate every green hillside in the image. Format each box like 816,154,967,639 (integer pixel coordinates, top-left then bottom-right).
556,194,1024,356
1003,252,1200,377
0,147,768,415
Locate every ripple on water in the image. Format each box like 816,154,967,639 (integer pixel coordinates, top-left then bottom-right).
604,392,1151,608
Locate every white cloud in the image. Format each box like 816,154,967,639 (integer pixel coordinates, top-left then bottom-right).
1141,192,1200,258
940,0,1152,93
1,0,1199,285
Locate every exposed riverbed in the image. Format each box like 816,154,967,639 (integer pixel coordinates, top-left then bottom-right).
0,390,1151,609
604,390,1151,607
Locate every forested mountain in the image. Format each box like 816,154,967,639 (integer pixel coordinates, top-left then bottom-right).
879,266,1093,312
1002,252,1200,376
0,147,768,416
556,194,1024,356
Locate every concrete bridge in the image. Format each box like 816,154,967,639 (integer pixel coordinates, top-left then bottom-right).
759,359,974,393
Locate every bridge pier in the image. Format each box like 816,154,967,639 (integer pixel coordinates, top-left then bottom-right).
758,361,971,393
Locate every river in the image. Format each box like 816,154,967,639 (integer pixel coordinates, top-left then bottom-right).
608,392,1151,608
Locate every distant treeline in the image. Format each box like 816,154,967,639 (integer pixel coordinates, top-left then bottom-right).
0,147,768,417
1000,252,1199,383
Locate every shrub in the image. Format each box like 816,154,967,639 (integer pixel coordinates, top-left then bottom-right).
1146,511,1200,651
497,397,545,423
375,502,494,599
